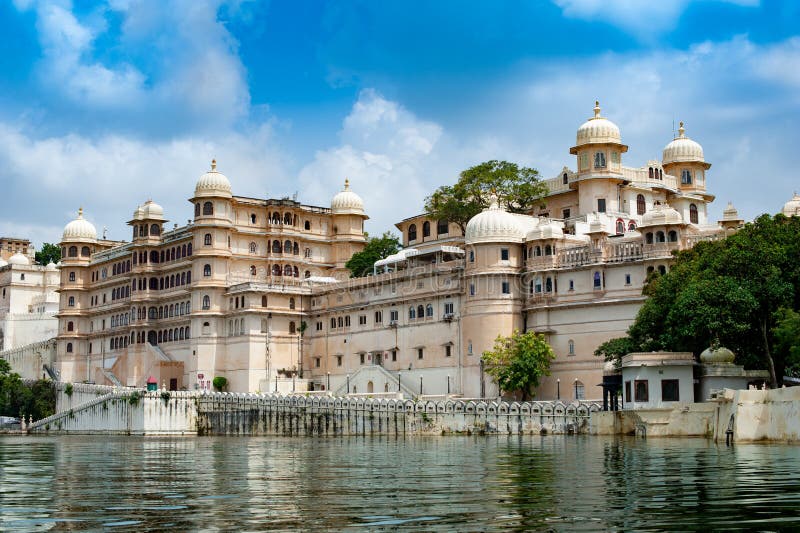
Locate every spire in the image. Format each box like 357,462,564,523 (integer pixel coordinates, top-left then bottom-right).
211,159,217,171
593,100,601,119
78,207,83,218
344,178,350,191
678,121,686,138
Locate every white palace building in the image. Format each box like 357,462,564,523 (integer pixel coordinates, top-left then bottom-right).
41,102,798,399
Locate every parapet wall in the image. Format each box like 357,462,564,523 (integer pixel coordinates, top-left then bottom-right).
714,386,800,443
29,386,603,436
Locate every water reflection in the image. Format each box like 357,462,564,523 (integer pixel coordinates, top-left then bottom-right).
0,435,799,531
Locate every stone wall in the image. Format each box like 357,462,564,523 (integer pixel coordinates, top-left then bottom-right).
714,387,800,443
0,338,56,380
590,403,716,437
29,386,602,436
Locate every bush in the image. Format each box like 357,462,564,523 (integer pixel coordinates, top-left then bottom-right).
128,391,141,406
212,376,227,392
160,391,171,402
64,383,74,397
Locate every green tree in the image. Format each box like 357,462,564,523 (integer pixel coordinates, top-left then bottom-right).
482,330,555,401
35,243,61,265
424,160,547,233
774,308,800,377
0,360,55,420
601,213,800,387
345,232,401,278
594,337,637,367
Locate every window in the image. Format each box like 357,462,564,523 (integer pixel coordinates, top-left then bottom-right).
437,220,448,235
66,342,73,353
568,279,574,291
662,379,680,402
594,151,606,168
417,305,424,319
195,203,200,217
304,220,311,230
593,271,602,290
597,198,606,213
203,264,211,277
625,274,631,285
202,295,210,310
681,169,692,185
204,233,212,246
391,350,397,362
251,214,256,224
568,340,575,356
562,208,571,219
344,316,350,327
249,242,257,254
574,380,585,400
409,306,416,320
68,296,75,307
562,173,568,185
408,224,417,242
500,248,509,261
289,297,295,310
330,318,336,329
374,311,383,323
289,321,296,334
634,380,649,402
502,281,510,294
469,284,475,296
422,221,431,238
445,345,452,357
67,321,74,332
417,348,424,359
668,230,678,242
625,381,631,403
69,271,76,282
358,315,367,325
689,203,698,224
444,302,454,315
469,250,475,263
202,202,213,215
315,357,320,368
628,221,636,231
359,353,365,365
637,194,646,215
336,355,342,367
81,246,91,257
616,220,625,235
656,231,665,243
426,304,433,317
390,310,398,322
68,246,78,257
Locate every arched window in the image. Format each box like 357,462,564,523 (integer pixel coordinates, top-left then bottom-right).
284,240,292,254
408,224,417,242
338,317,343,328
681,169,692,185
562,172,568,185
293,242,299,255
636,194,646,215
689,203,698,224
417,305,424,318
67,321,74,332
195,203,200,217
437,220,449,235
249,242,257,254
69,271,76,282
203,264,211,277
426,304,433,317
293,266,299,277
534,246,541,257
616,219,625,235
68,246,78,257
658,265,667,275
250,265,256,276
284,213,292,225
656,231,665,243
66,342,73,353
668,230,678,242
289,297,295,310
594,151,606,168
422,221,431,238
649,167,654,179
283,265,292,276
150,223,160,236
628,221,636,231
202,201,213,215
545,277,553,292
289,321,296,334
68,296,75,307
187,243,192,256
646,232,654,244
261,295,268,307
575,380,585,400
272,264,281,276
81,246,91,257
304,220,311,230
250,214,256,224
202,295,210,310
304,270,310,278
593,271,602,289
568,340,575,355
409,306,416,320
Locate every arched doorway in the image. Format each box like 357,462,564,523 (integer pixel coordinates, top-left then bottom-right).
147,331,157,345
367,381,374,394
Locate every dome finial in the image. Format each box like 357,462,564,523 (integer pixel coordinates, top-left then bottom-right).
593,100,601,119
78,207,83,218
344,178,350,191
211,159,217,171
678,121,685,138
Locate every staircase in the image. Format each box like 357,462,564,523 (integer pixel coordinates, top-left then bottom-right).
334,365,416,398
102,369,123,387
43,364,60,381
146,343,172,362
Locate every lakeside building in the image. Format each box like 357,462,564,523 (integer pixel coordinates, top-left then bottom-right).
46,102,790,398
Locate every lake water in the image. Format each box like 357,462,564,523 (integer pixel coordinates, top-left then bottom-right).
1,435,799,531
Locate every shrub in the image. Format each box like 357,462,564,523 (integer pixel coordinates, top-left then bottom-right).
64,383,74,397
212,376,228,392
128,391,141,406
160,391,171,402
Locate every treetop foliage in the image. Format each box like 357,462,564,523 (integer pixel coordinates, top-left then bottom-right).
483,330,555,401
345,232,401,278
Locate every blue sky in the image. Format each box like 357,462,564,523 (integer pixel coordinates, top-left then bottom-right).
1,0,798,248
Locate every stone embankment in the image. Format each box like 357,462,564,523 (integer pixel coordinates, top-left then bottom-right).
27,384,601,436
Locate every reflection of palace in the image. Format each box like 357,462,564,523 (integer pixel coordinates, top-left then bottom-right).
49,102,799,399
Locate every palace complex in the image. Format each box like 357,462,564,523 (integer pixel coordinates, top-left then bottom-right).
6,102,796,399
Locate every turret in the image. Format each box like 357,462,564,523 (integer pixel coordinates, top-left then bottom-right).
330,179,368,276
662,121,711,193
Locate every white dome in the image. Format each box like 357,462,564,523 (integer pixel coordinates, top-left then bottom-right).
45,261,58,271
465,196,528,244
195,159,232,198
782,192,800,217
8,252,29,266
62,208,98,241
640,203,683,227
574,101,622,147
526,220,564,240
663,122,706,165
331,179,365,215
